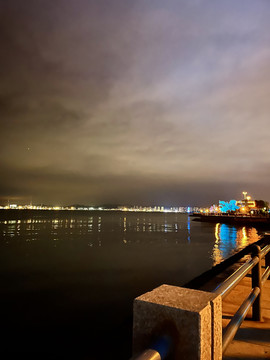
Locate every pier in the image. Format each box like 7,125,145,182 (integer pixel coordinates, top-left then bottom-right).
192,213,270,228
131,235,270,359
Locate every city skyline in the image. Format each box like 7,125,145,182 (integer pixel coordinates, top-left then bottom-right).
1,1,270,206
0,191,264,211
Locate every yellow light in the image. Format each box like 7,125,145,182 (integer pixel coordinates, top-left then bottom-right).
242,227,248,242
215,223,220,240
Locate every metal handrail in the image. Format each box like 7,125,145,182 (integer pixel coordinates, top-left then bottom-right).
213,256,259,298
213,243,270,354
133,349,161,360
222,287,260,353
132,239,270,359
132,335,173,360
261,244,270,257
262,266,270,285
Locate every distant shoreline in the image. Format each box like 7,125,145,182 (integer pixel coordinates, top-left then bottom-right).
0,208,190,219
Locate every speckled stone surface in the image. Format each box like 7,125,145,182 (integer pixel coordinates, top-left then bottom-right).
133,284,222,360
211,295,222,360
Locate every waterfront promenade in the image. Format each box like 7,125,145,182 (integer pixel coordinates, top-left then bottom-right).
198,254,270,359
222,273,270,359
133,237,270,359
197,250,270,359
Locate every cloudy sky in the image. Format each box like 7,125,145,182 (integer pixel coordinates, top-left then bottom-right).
1,0,270,206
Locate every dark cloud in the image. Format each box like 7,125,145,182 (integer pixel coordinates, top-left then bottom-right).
1,0,270,206
0,161,255,207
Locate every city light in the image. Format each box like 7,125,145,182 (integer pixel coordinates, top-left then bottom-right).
0,203,200,214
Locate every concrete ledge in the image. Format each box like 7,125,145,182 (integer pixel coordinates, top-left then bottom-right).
133,284,222,360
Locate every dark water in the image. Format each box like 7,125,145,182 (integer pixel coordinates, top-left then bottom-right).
0,211,262,358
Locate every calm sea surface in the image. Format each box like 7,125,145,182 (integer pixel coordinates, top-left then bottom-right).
0,211,263,358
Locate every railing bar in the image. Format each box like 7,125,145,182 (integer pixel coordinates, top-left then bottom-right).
131,335,172,360
260,244,270,258
262,266,270,285
131,349,161,360
222,287,260,354
213,256,259,298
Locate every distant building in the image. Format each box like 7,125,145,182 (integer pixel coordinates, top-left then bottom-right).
9,204,18,209
236,192,268,214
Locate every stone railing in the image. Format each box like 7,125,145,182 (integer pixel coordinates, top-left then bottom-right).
131,235,270,360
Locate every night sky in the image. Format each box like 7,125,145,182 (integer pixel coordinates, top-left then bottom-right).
1,0,270,207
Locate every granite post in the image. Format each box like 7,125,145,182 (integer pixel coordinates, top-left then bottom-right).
133,284,222,360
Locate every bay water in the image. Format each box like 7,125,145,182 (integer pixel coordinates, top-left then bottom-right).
0,211,262,358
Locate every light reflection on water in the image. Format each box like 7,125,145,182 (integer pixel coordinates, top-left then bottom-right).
0,213,263,265
0,216,184,242
212,223,261,265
